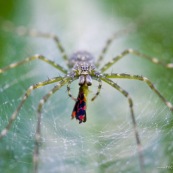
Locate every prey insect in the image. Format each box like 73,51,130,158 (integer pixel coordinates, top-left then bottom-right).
0,21,173,173
71,85,88,123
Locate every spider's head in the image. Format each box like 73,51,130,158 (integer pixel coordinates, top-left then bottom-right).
69,51,96,86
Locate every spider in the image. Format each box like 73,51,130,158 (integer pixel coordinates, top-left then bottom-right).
0,22,173,173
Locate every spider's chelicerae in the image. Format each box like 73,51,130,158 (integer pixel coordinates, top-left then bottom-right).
0,22,173,172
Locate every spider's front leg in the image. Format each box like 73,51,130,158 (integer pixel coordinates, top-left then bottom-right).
96,26,134,68
100,49,173,73
0,54,67,74
104,73,173,111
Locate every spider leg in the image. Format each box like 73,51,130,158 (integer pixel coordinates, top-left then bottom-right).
33,77,73,172
100,49,173,73
0,76,63,140
67,80,77,101
96,27,135,68
91,78,102,101
0,20,68,62
99,76,144,171
0,54,68,74
104,73,173,111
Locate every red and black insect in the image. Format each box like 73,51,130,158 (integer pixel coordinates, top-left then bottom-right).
71,86,87,123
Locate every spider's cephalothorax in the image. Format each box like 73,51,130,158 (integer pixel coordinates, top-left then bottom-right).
69,51,96,86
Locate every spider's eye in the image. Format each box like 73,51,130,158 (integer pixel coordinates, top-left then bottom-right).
81,66,88,71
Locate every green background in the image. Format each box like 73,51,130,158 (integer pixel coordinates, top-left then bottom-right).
0,0,173,173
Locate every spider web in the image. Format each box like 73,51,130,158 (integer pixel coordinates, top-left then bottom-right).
0,0,173,173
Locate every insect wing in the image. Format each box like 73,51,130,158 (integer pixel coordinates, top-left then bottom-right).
71,92,87,123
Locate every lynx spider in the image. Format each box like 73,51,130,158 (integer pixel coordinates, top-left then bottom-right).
0,21,173,172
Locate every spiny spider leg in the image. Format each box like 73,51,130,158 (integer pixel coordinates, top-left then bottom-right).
96,26,135,68
100,76,144,171
34,77,73,173
0,76,63,139
100,49,173,73
0,20,68,63
104,73,173,111
0,54,68,74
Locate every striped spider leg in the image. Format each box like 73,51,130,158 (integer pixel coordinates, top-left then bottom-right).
100,72,173,171
0,76,65,139
0,52,69,139
0,20,68,63
97,75,144,170
0,56,70,172
100,48,173,73
95,23,136,67
34,76,77,172
104,73,173,111
93,31,173,171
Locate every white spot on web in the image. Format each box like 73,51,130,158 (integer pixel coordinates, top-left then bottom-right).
152,58,159,63
166,101,173,109
167,63,173,68
1,129,8,136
